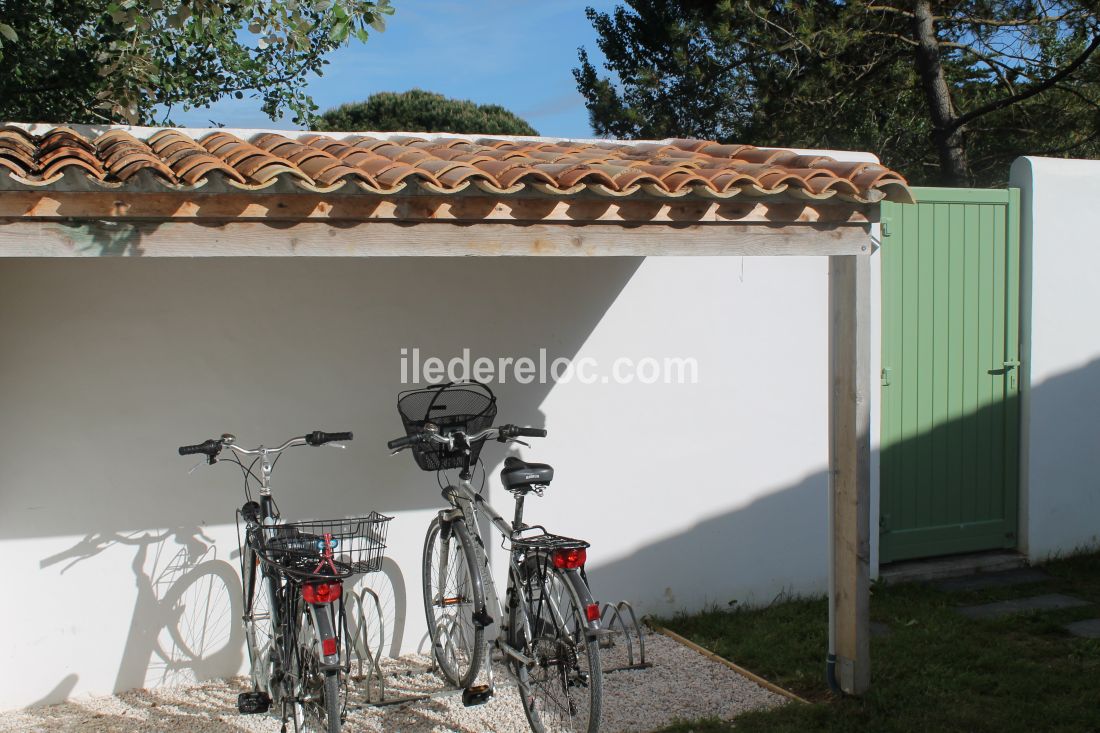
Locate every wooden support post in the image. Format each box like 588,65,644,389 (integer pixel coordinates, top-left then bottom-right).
828,254,872,695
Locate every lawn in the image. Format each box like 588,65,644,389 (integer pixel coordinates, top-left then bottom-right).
655,552,1100,733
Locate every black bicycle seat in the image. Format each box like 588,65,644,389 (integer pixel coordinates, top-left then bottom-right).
500,456,554,492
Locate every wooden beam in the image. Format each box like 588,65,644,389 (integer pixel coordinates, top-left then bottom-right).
0,219,872,257
0,191,873,226
828,254,872,695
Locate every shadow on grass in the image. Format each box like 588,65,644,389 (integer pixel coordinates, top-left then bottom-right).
658,551,1100,733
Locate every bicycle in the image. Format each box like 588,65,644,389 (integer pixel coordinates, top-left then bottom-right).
386,382,604,733
177,430,391,733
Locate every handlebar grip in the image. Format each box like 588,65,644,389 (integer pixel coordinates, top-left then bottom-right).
306,430,353,446
514,426,547,438
178,439,221,456
387,434,417,450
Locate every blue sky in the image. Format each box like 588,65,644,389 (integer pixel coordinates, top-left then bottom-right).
174,1,620,138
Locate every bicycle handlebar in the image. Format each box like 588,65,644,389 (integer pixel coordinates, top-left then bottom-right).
387,424,546,452
178,439,222,457
306,430,353,446
178,430,353,459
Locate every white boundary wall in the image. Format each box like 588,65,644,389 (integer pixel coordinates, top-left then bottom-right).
1010,157,1100,560
0,250,882,709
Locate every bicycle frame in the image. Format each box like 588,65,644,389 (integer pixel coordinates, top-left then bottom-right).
435,474,602,671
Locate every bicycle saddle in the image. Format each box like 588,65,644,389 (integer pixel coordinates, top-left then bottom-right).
500,456,554,492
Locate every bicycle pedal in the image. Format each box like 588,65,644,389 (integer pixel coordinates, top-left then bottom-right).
471,608,494,629
237,691,271,714
461,684,494,707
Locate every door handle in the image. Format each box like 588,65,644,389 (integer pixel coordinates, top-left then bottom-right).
988,360,1020,375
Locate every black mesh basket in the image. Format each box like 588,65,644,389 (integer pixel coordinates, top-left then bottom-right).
253,512,392,581
397,381,497,471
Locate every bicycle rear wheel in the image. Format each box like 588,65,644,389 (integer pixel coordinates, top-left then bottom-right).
292,608,342,733
510,558,602,733
422,516,486,688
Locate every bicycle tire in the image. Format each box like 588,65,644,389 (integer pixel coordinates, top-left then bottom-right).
422,516,486,688
510,556,603,733
292,612,342,733
243,543,279,699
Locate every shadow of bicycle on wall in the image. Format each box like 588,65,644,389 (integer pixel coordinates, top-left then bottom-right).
40,526,244,693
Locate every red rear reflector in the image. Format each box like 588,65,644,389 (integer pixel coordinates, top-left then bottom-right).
586,603,601,622
321,637,338,656
302,582,342,604
552,547,587,569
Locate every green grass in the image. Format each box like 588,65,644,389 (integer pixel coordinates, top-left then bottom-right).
655,552,1100,733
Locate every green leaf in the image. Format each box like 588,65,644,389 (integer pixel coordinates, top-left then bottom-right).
0,24,17,44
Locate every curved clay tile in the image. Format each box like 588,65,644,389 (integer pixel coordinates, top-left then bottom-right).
695,143,755,159
39,127,97,154
803,176,860,196
692,167,761,193
0,156,31,178
40,155,105,180
540,164,617,190
588,164,665,191
296,157,372,186
372,164,441,189
107,151,177,182
473,159,555,188
666,139,713,153
726,148,800,166
39,144,105,176
435,164,498,189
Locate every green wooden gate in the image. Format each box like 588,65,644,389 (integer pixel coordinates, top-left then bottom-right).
879,187,1021,564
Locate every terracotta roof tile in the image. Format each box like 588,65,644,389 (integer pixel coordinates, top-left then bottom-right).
0,125,913,203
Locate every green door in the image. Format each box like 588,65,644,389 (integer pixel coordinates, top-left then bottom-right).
879,187,1021,564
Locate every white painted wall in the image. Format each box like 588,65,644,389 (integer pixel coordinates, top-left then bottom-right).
0,250,877,709
1010,157,1100,560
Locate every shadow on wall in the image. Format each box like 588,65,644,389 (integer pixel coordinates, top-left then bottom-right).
1025,356,1100,556
0,257,642,703
588,467,831,614
589,357,1100,615
39,526,242,692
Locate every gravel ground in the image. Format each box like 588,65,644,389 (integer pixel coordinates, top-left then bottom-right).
0,633,785,732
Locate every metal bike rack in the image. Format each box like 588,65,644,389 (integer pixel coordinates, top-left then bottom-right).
599,600,651,673
346,587,387,702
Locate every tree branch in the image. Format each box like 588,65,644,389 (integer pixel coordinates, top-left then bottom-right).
952,34,1100,130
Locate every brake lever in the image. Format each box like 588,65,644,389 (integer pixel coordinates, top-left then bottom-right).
506,438,531,448
187,460,209,475
324,442,348,450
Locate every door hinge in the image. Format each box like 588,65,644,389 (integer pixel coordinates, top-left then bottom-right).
881,367,892,386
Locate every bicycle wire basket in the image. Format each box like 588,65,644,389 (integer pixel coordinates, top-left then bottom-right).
397,381,497,471
252,512,392,581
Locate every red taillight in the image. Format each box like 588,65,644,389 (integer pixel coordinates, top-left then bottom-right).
302,582,342,604
586,603,601,622
321,637,339,657
552,547,587,569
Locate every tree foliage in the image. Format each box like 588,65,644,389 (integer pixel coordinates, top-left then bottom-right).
317,89,538,135
575,1,1100,185
0,0,395,125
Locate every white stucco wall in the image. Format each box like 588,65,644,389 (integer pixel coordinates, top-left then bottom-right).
1010,157,1100,560
0,249,882,709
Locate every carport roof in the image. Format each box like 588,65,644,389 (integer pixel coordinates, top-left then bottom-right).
0,124,913,205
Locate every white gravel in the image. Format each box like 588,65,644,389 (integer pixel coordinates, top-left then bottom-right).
0,633,785,732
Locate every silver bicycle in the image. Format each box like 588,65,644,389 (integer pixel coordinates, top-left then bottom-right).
179,431,390,733
387,382,603,733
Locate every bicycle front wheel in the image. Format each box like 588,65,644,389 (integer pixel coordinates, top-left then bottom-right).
510,558,602,733
422,516,486,688
243,545,278,699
